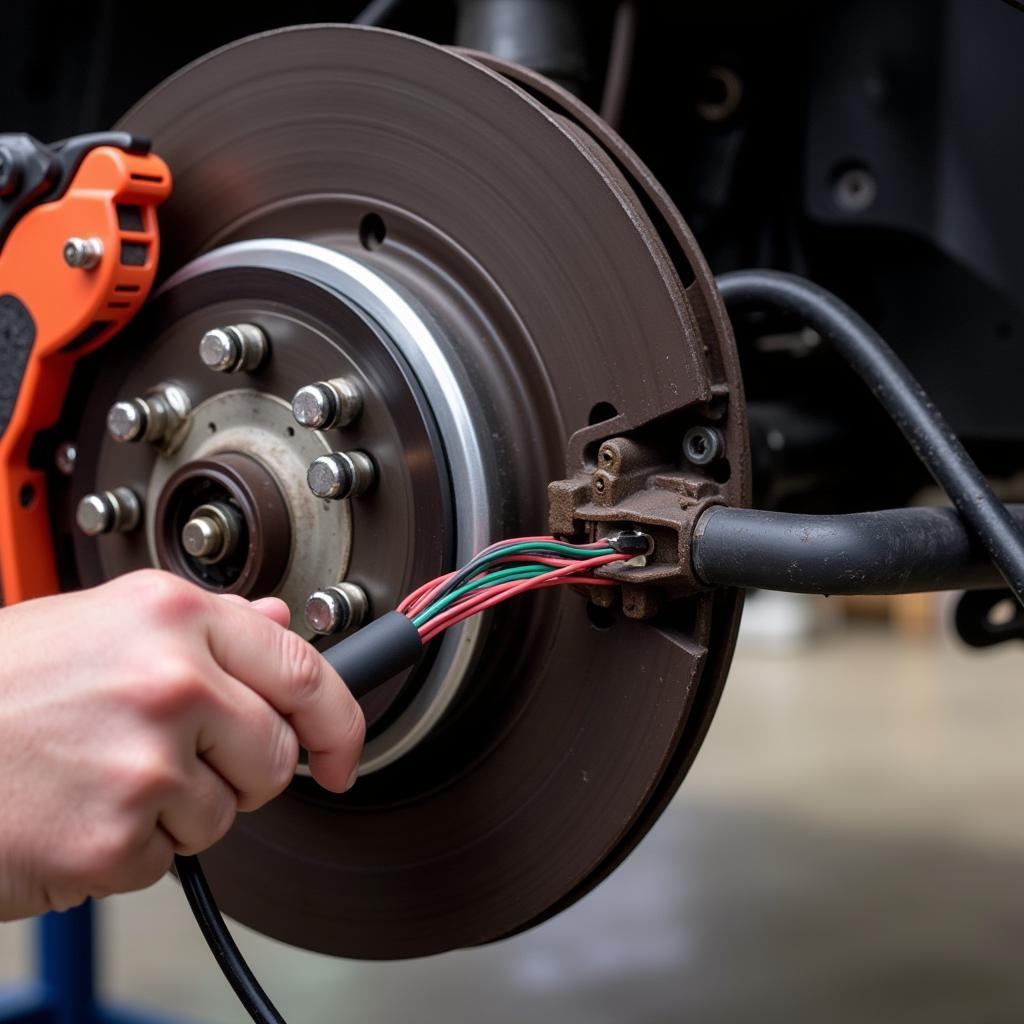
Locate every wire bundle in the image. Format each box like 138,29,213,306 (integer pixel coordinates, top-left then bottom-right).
398,536,633,644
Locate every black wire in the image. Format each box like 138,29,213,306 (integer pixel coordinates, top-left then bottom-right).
352,0,405,25
716,269,1024,606
175,854,286,1024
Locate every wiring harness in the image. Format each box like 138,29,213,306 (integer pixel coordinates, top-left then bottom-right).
177,531,645,1024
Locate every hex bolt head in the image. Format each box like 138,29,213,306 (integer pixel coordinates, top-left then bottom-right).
304,583,369,636
199,324,267,373
292,378,362,430
63,237,104,270
306,451,375,500
107,399,149,443
683,425,724,466
107,384,191,451
180,501,241,564
76,487,141,537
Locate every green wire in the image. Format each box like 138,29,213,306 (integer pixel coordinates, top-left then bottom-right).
413,541,617,628
413,565,549,626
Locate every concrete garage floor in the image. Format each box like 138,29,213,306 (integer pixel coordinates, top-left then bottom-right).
3,613,1024,1022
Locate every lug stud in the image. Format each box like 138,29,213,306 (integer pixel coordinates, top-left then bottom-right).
304,583,369,636
63,237,103,270
306,451,375,500
291,379,362,430
199,324,268,373
76,487,141,536
107,383,191,450
181,501,242,564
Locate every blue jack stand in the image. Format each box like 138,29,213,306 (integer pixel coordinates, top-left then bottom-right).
0,903,175,1024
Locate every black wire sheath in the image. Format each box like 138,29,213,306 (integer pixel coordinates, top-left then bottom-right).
716,270,1024,607
176,854,286,1024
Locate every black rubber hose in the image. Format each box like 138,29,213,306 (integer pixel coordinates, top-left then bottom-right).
176,855,285,1024
716,270,1024,607
692,504,1024,595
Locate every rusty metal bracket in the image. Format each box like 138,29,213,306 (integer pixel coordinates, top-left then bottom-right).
548,434,729,618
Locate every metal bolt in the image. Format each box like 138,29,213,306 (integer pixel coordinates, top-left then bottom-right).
199,324,267,373
304,583,369,636
292,379,363,430
76,487,141,536
54,442,77,476
63,237,104,270
832,164,877,213
107,399,149,443
181,501,241,564
306,451,375,500
593,477,606,493
107,383,191,450
683,425,724,466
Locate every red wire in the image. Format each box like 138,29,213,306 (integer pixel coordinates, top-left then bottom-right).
398,539,610,616
418,551,625,642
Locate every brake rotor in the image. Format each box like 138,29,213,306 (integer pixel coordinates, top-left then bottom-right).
63,25,748,958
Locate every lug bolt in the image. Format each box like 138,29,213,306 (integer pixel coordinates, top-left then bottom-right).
107,399,149,443
54,442,77,476
63,237,104,270
291,379,362,430
304,583,369,636
181,501,241,564
683,425,724,466
306,451,375,500
107,383,191,450
76,487,141,537
199,324,268,373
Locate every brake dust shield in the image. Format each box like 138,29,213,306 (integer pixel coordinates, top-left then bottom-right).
71,25,751,958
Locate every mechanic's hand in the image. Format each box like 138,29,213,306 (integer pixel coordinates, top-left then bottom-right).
0,569,364,921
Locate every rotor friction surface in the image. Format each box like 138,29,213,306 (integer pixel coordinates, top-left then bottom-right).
114,25,747,959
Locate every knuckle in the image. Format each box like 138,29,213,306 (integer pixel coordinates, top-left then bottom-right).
119,746,180,807
131,654,208,718
130,570,206,624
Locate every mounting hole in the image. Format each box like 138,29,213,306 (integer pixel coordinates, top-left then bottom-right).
586,602,616,630
207,422,217,434
285,426,295,437
359,213,387,251
18,483,35,508
588,401,618,425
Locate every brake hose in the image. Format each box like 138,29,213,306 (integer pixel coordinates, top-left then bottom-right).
716,270,1024,609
